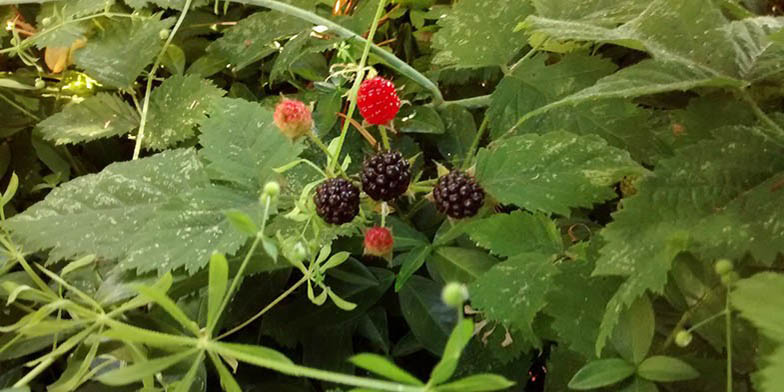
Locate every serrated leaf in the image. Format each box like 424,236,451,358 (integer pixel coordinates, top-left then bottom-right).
429,247,498,284
3,149,259,275
74,15,174,88
36,93,139,145
143,74,225,150
593,130,784,355
207,11,309,71
465,211,562,258
437,104,476,166
199,98,304,191
531,0,647,26
431,0,534,68
476,132,647,215
637,356,699,382
732,273,784,341
469,253,558,344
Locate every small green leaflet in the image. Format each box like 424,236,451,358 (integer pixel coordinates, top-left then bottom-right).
593,130,784,355
143,74,226,151
74,15,174,88
199,98,305,191
431,0,534,68
36,93,139,145
469,252,558,345
207,11,309,71
475,131,646,216
465,211,562,258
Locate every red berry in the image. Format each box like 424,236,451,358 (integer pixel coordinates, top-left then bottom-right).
357,77,401,125
363,226,394,258
273,98,312,139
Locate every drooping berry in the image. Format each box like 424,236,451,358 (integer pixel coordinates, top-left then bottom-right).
273,98,313,139
675,330,693,347
313,178,360,225
714,259,734,276
360,151,411,201
441,282,468,308
433,171,485,219
356,76,401,125
363,226,394,258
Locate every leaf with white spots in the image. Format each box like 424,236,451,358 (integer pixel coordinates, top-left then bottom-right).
431,0,534,68
73,14,174,88
475,131,647,215
199,98,305,191
469,252,558,345
2,149,261,275
143,74,226,151
36,93,139,145
465,211,562,258
593,129,784,355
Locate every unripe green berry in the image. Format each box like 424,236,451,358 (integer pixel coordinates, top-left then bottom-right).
292,242,307,262
441,282,468,308
34,79,45,89
159,29,170,40
41,17,52,27
263,181,280,199
714,259,733,276
675,330,693,347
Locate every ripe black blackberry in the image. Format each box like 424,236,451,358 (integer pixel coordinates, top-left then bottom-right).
433,171,485,219
361,151,411,201
314,178,360,225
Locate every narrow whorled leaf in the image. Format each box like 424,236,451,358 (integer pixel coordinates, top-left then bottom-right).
637,356,699,382
143,74,225,150
568,358,635,390
430,319,474,385
136,285,200,335
74,15,174,88
431,0,534,68
36,93,139,145
348,353,423,385
96,348,198,386
207,252,229,331
476,132,646,215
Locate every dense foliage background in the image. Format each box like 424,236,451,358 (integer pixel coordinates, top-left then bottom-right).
1,0,784,391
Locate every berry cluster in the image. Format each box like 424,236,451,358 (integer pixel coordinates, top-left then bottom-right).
313,178,360,225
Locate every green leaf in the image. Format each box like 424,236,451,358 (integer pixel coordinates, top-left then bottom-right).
387,216,429,251
143,74,225,150
210,341,295,369
199,98,304,191
3,149,258,275
436,105,476,167
162,44,186,75
96,348,199,386
476,132,646,215
207,252,229,332
399,275,458,355
430,319,474,385
465,211,562,258
469,253,558,343
594,130,784,354
172,352,205,392
395,245,432,292
431,0,534,68
435,374,515,392
36,93,139,145
637,356,699,382
207,11,309,71
619,377,659,392
544,251,620,359
1,172,18,208
348,353,423,385
429,247,498,284
74,15,174,88
531,0,646,25
611,295,654,364
733,273,784,340
208,351,242,392
136,285,200,335
395,106,445,134
225,210,259,236
567,358,635,390
126,0,209,10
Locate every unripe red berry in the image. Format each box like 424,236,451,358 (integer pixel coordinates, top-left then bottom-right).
357,76,401,125
273,98,313,139
363,226,394,258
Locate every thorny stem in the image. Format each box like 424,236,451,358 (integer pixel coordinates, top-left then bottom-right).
132,0,193,160
216,275,308,340
328,0,388,174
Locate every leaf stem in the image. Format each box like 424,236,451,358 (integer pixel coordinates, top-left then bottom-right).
379,125,391,150
327,0,388,174
740,90,784,147
462,116,489,169
725,288,733,392
216,275,308,340
0,91,40,121
132,0,193,160
686,310,727,333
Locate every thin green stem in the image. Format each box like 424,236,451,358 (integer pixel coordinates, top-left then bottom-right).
307,133,348,178
132,0,193,160
462,117,489,169
740,90,784,147
0,91,40,121
379,126,391,151
436,94,492,109
686,310,727,333
508,43,541,74
328,0,388,173
725,288,733,392
217,275,308,340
